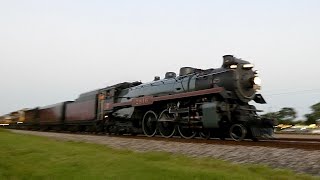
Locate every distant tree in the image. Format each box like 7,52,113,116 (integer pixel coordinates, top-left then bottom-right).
277,107,297,122
261,107,297,125
305,102,320,125
305,114,316,125
261,112,278,119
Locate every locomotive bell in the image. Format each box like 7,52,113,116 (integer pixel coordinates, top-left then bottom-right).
154,76,160,81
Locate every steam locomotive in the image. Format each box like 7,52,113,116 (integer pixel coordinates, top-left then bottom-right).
0,55,274,141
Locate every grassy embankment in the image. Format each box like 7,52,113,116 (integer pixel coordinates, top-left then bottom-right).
0,129,317,180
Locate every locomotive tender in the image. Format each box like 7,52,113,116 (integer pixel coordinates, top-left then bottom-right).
1,55,274,141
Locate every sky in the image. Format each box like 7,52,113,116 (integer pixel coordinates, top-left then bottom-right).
0,0,319,119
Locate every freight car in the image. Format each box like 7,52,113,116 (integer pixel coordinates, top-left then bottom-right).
37,102,71,130
3,55,274,141
20,108,39,129
0,111,24,127
0,115,10,126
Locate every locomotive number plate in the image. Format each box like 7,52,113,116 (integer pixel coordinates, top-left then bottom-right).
132,96,154,106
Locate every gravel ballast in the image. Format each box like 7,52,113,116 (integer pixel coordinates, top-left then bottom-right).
9,130,320,176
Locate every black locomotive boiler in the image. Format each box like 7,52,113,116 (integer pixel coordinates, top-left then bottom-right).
3,55,274,141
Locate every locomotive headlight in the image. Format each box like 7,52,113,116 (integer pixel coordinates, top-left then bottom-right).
243,64,254,69
230,65,238,69
253,76,261,85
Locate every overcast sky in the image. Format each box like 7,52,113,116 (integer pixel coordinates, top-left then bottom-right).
0,0,319,119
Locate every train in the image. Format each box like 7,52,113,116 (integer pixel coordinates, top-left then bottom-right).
0,55,275,141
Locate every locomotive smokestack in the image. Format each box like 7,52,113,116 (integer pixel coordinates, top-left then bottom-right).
222,55,235,68
223,55,234,62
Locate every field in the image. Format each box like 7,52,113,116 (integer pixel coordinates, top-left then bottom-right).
0,129,317,180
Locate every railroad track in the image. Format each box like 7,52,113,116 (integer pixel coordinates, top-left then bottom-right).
53,130,320,151
106,135,320,151
275,137,320,142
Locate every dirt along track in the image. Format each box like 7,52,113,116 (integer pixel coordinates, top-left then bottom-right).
6,129,320,151
53,130,320,151
110,134,320,151
5,130,320,176
4,128,320,150
6,129,320,176
275,133,320,142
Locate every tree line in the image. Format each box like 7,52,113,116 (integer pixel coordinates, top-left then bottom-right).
261,102,320,125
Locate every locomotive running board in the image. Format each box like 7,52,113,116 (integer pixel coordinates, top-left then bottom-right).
104,87,224,110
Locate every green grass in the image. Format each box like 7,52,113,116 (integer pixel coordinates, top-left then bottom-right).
0,129,317,180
